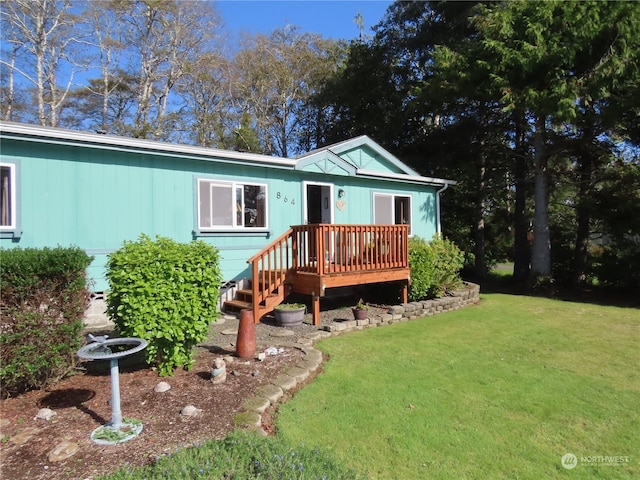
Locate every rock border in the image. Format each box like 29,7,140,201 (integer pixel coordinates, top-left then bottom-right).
233,282,480,432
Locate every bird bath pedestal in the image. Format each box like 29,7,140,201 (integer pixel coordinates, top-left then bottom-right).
77,336,148,445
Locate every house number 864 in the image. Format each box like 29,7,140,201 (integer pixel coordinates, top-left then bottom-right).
276,192,295,205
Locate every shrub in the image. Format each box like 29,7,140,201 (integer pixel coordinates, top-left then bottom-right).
408,235,464,301
0,246,93,398
408,237,436,301
428,235,465,296
106,234,222,376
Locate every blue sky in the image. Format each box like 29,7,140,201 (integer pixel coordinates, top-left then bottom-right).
217,0,393,41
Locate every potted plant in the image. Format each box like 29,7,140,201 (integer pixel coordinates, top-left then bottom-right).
274,303,306,327
352,299,369,320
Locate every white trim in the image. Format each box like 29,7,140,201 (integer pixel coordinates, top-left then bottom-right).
435,183,449,234
197,178,269,231
372,192,413,236
302,181,334,225
0,121,295,168
0,162,17,231
1,122,456,187
357,169,455,187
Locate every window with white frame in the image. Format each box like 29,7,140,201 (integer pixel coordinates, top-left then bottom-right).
1,163,17,231
198,179,267,230
373,193,411,235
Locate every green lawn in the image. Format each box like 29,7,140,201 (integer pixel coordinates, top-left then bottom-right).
276,294,639,479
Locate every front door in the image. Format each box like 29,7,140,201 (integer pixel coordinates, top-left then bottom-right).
304,182,333,263
305,182,333,224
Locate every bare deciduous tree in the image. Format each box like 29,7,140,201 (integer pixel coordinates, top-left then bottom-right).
108,0,222,140
1,0,91,126
230,26,340,156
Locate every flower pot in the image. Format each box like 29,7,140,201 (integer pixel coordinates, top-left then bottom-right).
274,306,305,327
352,308,368,320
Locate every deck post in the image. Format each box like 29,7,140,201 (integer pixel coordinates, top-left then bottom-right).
311,295,320,326
401,282,408,304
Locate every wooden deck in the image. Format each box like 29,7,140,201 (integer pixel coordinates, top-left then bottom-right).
227,224,410,325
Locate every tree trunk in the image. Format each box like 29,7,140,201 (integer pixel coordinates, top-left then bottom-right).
513,110,530,282
530,114,552,279
573,146,593,289
473,149,486,278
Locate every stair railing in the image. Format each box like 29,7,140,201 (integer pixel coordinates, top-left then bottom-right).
246,228,294,322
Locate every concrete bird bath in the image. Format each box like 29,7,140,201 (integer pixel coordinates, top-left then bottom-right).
77,335,148,445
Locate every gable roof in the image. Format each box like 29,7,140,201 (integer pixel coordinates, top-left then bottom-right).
295,135,455,187
0,122,455,186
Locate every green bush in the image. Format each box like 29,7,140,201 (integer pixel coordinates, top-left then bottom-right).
408,236,436,301
0,246,93,398
408,235,464,301
428,235,465,296
106,234,222,376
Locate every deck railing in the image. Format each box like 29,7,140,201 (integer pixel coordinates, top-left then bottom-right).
291,224,409,275
246,224,409,322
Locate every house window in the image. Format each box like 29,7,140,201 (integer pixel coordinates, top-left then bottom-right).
198,179,267,230
1,163,17,231
373,193,411,235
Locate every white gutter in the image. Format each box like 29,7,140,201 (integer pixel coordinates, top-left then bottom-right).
0,121,296,168
356,168,456,187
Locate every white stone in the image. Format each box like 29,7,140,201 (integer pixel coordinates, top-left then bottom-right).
34,408,57,421
180,405,202,417
154,381,171,393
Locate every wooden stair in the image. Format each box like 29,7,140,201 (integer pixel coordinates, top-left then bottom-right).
223,224,410,325
223,279,291,320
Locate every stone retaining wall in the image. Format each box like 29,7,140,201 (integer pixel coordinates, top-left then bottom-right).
322,282,481,334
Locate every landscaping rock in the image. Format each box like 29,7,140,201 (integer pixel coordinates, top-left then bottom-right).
48,441,79,462
270,329,294,338
154,381,171,393
9,427,39,446
34,408,57,421
241,396,271,414
255,384,284,404
272,374,297,391
180,405,202,417
233,411,261,428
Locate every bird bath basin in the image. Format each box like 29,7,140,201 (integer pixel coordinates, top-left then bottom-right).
77,336,148,445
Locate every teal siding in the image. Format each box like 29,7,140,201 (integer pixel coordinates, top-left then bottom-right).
1,139,308,290
1,133,446,292
330,178,438,238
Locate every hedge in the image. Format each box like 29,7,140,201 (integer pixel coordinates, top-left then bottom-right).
0,246,93,398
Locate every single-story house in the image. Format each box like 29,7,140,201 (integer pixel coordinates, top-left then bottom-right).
0,121,455,324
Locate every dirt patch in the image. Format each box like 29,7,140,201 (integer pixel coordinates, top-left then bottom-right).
0,299,391,480
0,343,305,480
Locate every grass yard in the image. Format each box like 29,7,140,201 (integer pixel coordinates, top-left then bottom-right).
276,294,639,479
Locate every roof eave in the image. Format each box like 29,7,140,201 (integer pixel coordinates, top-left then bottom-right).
356,169,456,187
0,121,296,169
